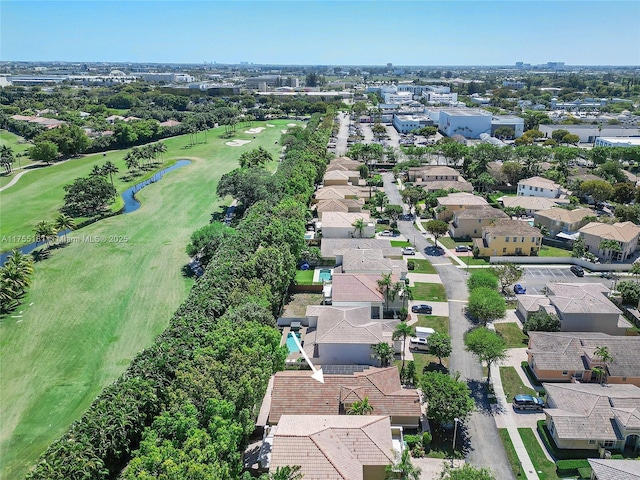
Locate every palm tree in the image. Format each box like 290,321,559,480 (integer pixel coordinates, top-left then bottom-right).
102,161,119,186
0,145,15,174
630,262,640,283
123,151,139,173
269,465,303,480
352,218,366,238
598,239,622,262
371,342,394,367
377,273,393,314
0,276,18,313
347,396,374,415
385,448,421,480
593,346,613,384
54,213,75,243
90,165,105,177
156,142,167,163
2,256,32,294
393,322,414,372
592,366,606,385
34,220,56,248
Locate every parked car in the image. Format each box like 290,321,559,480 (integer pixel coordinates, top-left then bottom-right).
409,337,430,351
514,284,526,294
513,394,545,411
455,245,470,252
411,304,433,314
376,218,390,224
570,265,585,277
380,230,393,236
402,247,416,255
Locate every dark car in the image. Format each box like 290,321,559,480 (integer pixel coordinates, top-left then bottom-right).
514,284,526,294
376,218,390,224
455,245,470,252
570,265,585,277
411,304,433,314
513,394,545,411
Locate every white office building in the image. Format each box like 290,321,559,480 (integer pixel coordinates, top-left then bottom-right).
438,109,492,139
392,114,434,134
491,116,525,138
383,91,413,104
423,92,458,104
595,137,640,147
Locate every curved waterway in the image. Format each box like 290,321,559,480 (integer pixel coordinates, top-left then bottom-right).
0,160,191,265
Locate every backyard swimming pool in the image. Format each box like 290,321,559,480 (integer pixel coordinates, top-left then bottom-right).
318,268,332,282
286,332,301,353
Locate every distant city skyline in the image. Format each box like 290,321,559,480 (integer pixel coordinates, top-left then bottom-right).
2,1,639,66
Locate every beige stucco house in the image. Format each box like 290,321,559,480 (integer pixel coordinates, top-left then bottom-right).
315,198,364,219
449,206,509,239
323,169,361,186
527,331,640,385
329,273,405,319
534,207,595,237
588,459,640,479
501,195,560,216
320,212,375,239
517,283,632,335
543,383,640,453
435,192,489,221
472,219,542,256
579,221,640,261
407,165,462,182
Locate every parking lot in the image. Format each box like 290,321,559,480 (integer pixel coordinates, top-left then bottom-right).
519,266,615,295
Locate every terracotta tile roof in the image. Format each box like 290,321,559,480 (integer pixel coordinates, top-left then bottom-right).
534,207,595,224
579,221,640,244
303,305,390,346
269,415,394,480
544,383,640,442
528,331,640,377
331,273,384,303
588,459,640,480
484,219,543,237
267,367,421,424
159,119,181,127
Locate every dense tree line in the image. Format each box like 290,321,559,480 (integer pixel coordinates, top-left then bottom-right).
26,113,333,479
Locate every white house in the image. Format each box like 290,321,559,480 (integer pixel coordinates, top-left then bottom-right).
319,212,375,239
517,176,564,199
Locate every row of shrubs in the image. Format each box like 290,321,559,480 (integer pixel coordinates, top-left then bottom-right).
26,113,333,478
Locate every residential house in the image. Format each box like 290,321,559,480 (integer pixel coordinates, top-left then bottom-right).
517,176,565,199
534,207,595,237
543,383,640,452
320,212,375,239
588,459,640,479
326,156,362,171
267,415,397,479
501,196,561,216
472,219,542,257
315,198,364,219
435,192,489,221
449,206,509,239
407,165,462,183
323,169,362,186
263,366,422,428
422,180,474,193
328,273,406,318
337,249,407,281
527,331,640,385
314,185,372,203
320,239,402,263
518,283,631,335
579,222,640,262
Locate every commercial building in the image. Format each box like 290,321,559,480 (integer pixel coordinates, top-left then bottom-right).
438,109,492,139
595,137,640,147
392,114,433,134
490,115,524,138
538,124,640,143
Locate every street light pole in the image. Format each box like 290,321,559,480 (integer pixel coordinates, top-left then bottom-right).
451,417,459,466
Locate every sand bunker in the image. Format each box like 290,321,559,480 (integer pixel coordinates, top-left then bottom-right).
266,124,275,127
281,130,288,134
225,139,252,147
245,127,266,134
287,123,298,127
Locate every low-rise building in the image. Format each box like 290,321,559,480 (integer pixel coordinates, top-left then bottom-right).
320,239,402,263
435,192,489,221
423,180,474,193
527,331,640,385
315,198,364,219
449,206,509,239
534,207,595,237
473,219,542,256
392,114,433,134
518,283,632,336
323,169,361,186
314,185,372,203
408,165,461,182
595,137,640,148
579,221,640,262
501,196,561,216
320,212,375,239
517,176,564,199
588,459,640,479
438,108,493,139
543,383,640,452
338,249,407,280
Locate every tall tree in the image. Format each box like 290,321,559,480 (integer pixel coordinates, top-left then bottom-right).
428,332,452,365
102,161,119,187
347,396,374,415
62,176,117,216
29,141,59,164
598,239,622,261
377,273,393,313
0,145,15,173
464,327,508,382
392,322,414,371
419,371,474,426
424,220,449,248
33,220,56,248
352,218,367,238
491,263,523,294
593,346,613,384
467,287,506,326
371,342,394,367
385,448,421,480
54,213,75,243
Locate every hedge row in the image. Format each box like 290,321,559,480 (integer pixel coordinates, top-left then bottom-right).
26,112,333,479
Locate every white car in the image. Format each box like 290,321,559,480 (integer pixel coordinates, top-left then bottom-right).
402,247,416,255
380,230,393,236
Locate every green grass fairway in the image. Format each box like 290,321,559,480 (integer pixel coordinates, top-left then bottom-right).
0,120,298,479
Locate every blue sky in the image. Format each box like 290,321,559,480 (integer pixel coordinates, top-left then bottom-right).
2,1,639,65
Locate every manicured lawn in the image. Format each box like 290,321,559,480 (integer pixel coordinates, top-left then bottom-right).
294,269,316,284
499,366,538,402
459,256,491,266
412,282,447,302
415,315,449,335
0,120,299,479
390,240,411,247
409,258,437,274
538,245,572,257
439,237,472,249
395,316,450,375
518,428,560,480
498,428,523,478
495,322,529,348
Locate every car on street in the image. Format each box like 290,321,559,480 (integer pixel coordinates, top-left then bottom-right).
514,284,526,294
411,304,433,314
513,394,545,411
376,218,390,224
402,247,416,255
380,230,393,236
570,265,585,277
455,245,470,252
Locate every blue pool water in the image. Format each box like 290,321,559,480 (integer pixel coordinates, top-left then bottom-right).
319,269,332,282
286,332,301,353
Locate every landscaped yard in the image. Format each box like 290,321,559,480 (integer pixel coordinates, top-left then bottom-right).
412,282,447,302
495,322,529,348
400,316,450,375
499,366,538,402
414,315,449,334
538,245,572,257
458,256,491,266
409,258,437,274
498,428,523,478
438,237,473,249
518,428,560,480
390,240,411,247
294,269,316,285
0,120,299,480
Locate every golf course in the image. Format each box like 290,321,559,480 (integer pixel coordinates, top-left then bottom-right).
0,119,300,479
